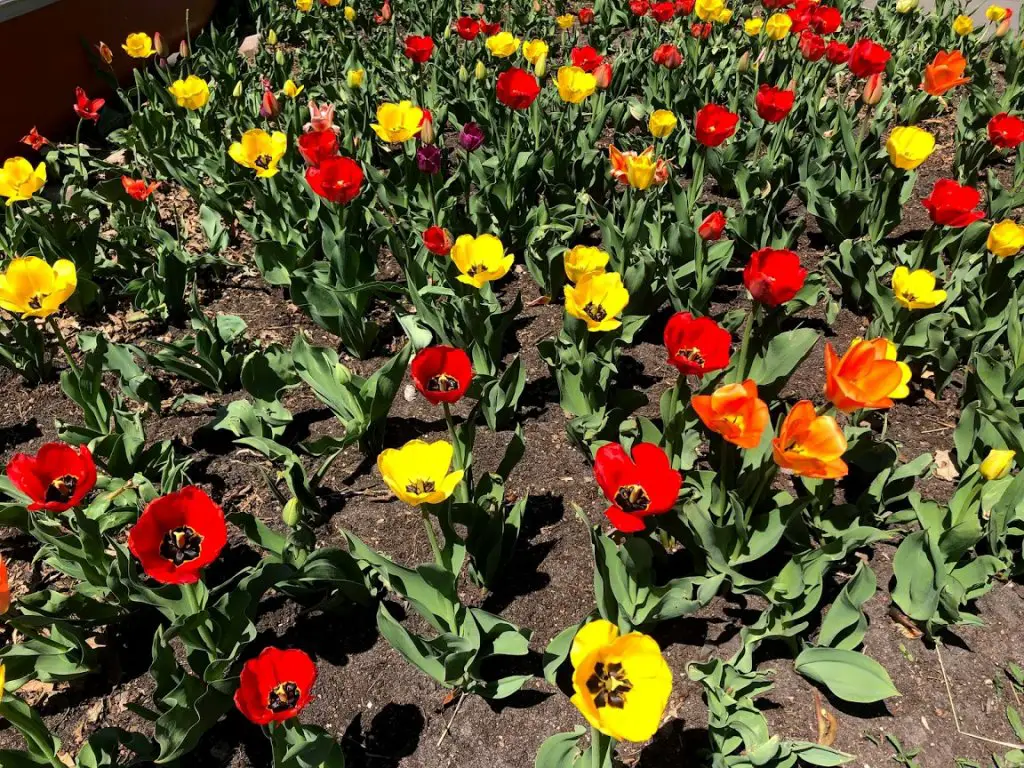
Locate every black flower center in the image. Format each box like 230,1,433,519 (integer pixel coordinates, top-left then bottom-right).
677,347,705,366
427,373,460,392
159,526,204,566
406,479,436,495
267,681,301,713
254,154,273,170
45,474,78,503
466,264,485,276
28,294,44,310
583,302,607,322
586,661,633,709
613,484,650,513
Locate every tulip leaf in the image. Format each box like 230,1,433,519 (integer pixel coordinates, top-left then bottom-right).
794,647,899,703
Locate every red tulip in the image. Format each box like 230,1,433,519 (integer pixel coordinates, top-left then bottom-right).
848,39,890,78
122,176,160,201
743,248,807,306
594,442,682,533
788,0,815,32
481,19,502,35
922,179,985,228
810,5,842,34
127,486,227,584
989,113,1024,149
260,84,280,119
455,16,481,40
799,30,826,61
593,61,613,89
496,67,541,109
571,45,604,73
404,35,434,63
755,85,796,123
410,345,473,405
578,7,595,24
825,40,850,65
653,43,683,69
234,648,317,725
651,1,676,21
6,443,96,513
698,210,727,240
306,156,363,204
629,0,650,15
73,87,105,123
694,104,739,147
676,0,696,13
423,225,454,255
690,21,712,37
297,130,339,166
762,0,793,7
663,311,731,376
21,127,50,151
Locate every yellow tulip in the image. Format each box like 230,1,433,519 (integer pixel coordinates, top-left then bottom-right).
885,126,935,170
564,246,610,283
0,158,46,205
486,31,521,58
987,220,1024,258
296,0,313,10
344,5,357,20
267,29,279,45
556,13,576,29
953,14,974,35
0,664,5,702
228,129,288,178
371,101,424,143
565,272,629,332
744,18,764,35
891,266,946,310
0,256,77,319
557,66,597,104
283,79,304,99
569,620,672,742
627,156,659,190
895,0,918,12
696,0,725,21
523,39,549,65
986,5,1009,22
378,439,464,506
347,68,365,88
649,110,678,139
167,75,211,110
451,234,514,288
980,449,1015,480
716,8,734,22
765,13,792,39
323,0,341,5
122,32,155,58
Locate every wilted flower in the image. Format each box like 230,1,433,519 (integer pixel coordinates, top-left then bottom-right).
96,41,114,64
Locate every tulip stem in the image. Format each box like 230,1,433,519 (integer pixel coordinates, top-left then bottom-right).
443,402,470,503
734,302,760,383
74,120,86,183
421,509,444,567
47,316,78,374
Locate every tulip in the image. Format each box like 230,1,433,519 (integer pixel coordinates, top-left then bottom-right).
593,61,613,89
168,75,211,110
346,69,365,89
557,66,598,104
765,13,792,39
419,109,435,143
423,226,454,256
180,39,191,58
474,59,487,80
404,35,435,63
698,211,727,240
73,87,105,123
411,346,473,405
652,1,676,21
378,439,464,506
772,401,848,479
895,0,918,12
953,14,974,34
6,442,95,511
229,129,288,177
122,176,160,201
921,50,971,97
663,311,731,376
306,101,337,133
153,31,168,58
987,220,1024,258
810,5,842,33
260,84,281,118
799,31,826,61
694,103,739,147
608,146,670,188
20,128,49,151
824,338,907,412
296,0,313,9
825,40,850,65
693,380,770,449
743,248,806,306
0,158,46,205
232,81,243,98
458,122,485,151
281,498,301,527
344,5,356,20
922,179,984,228
523,39,549,65
486,31,521,57
556,13,576,28
579,7,595,24
652,43,683,69
0,555,8,615
569,620,672,741
450,234,513,287
630,0,650,15
996,17,1011,36
848,39,890,78
455,16,481,39
565,272,629,332
648,109,678,138
744,18,764,35
122,32,155,58
988,113,1024,149
891,267,946,310
0,257,76,318
986,4,1011,21
96,41,114,64
416,145,443,174
571,45,604,73
980,449,1015,480
593,443,681,532
886,126,935,170
737,51,751,72
371,101,424,143
695,0,724,21
755,85,795,123
267,29,278,45
282,79,304,99
564,246,611,285
298,130,339,166
496,67,541,109
862,73,884,105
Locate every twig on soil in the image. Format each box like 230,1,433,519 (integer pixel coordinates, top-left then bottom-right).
436,691,466,747
936,642,1024,750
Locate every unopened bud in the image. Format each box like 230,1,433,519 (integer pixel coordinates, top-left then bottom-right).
154,32,168,58
179,39,191,58
862,72,883,105
474,59,486,80
267,28,278,45
996,18,1011,36
97,41,113,65
737,51,750,72
275,48,286,66
334,363,353,385
459,64,469,82
228,62,237,77
232,81,243,98
535,53,547,78
282,498,301,527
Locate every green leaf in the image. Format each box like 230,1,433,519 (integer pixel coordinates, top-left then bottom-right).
535,728,587,768
747,328,820,397
794,647,900,703
817,561,877,650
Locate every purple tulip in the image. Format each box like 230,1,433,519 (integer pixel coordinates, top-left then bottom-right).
458,122,485,152
416,145,443,174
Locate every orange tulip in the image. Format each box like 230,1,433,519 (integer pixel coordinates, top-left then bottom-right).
824,339,904,413
921,50,971,97
0,554,9,615
691,379,770,449
772,400,848,479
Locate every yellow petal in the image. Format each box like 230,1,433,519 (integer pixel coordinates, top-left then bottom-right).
570,620,619,669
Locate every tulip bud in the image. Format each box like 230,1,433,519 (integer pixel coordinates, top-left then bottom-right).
895,0,918,11
156,57,169,70
444,24,452,39
232,81,243,98
737,51,750,72
594,61,612,89
96,41,114,65
335,363,353,385
267,28,278,45
980,449,1016,480
228,62,237,77
344,5,356,21
154,32,168,58
275,48,287,66
474,59,486,80
535,53,547,78
282,498,301,527
459,64,469,82
261,88,280,118
420,112,435,143
179,38,191,58
997,18,1011,36
862,73,884,105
